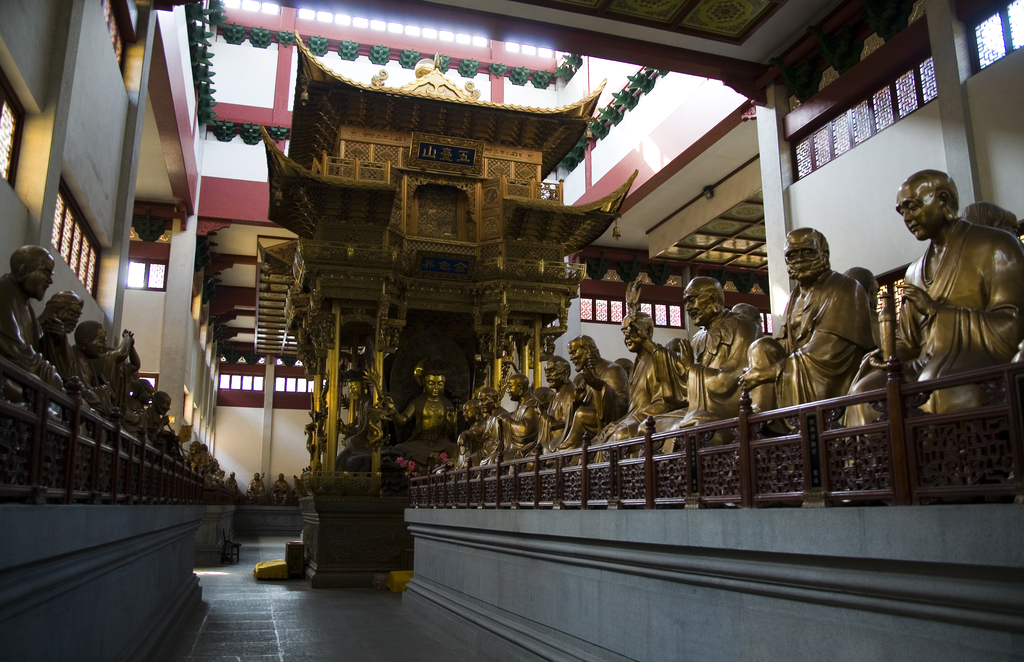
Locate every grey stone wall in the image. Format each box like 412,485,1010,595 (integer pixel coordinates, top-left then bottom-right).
0,504,205,662
404,506,1024,662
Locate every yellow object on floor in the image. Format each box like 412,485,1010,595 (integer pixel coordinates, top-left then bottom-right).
387,570,413,592
253,559,289,580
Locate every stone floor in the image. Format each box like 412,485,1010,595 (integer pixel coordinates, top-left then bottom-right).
167,536,473,661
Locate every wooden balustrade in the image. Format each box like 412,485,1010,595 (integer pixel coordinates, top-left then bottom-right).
0,357,204,504
410,358,1024,509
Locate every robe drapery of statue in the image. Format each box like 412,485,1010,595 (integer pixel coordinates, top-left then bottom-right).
601,340,687,442
681,311,759,425
0,274,61,389
774,270,875,408
898,219,1024,409
537,382,574,453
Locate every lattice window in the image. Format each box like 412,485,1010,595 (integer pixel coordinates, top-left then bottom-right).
51,185,100,297
793,60,936,181
126,259,167,291
640,303,652,316
976,13,1008,67
654,304,667,326
1010,0,1024,48
920,57,938,102
0,70,23,184
896,70,919,117
102,0,124,67
374,144,402,167
669,305,682,327
595,299,608,322
343,141,372,161
763,313,773,334
580,298,593,321
218,374,266,391
610,300,623,322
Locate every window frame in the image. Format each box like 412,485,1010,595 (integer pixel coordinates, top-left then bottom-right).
0,67,25,186
125,258,168,291
51,182,102,298
969,2,1022,72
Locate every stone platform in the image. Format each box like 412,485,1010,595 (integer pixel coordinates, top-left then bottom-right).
302,496,413,588
404,506,1024,662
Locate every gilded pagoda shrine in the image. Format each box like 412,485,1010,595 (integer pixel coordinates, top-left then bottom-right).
262,41,636,474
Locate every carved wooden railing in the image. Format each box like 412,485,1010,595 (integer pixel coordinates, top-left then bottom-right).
0,357,204,504
410,358,1024,509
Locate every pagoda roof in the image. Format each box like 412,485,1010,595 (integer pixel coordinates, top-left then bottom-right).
503,171,638,255
264,129,397,239
290,39,605,176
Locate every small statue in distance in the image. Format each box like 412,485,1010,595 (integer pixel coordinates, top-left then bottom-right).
122,379,154,431
145,391,174,438
271,473,290,504
225,472,241,494
247,472,266,498
292,474,307,498
0,246,62,390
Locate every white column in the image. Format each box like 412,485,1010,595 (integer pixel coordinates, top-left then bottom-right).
925,0,981,203
260,358,276,476
756,83,795,330
157,217,197,431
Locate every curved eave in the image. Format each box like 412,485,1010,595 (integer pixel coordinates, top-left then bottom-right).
504,170,638,255
297,38,605,118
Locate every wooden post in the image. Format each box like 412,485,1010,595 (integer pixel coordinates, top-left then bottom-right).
644,416,655,509
62,379,83,504
534,445,542,508
496,450,504,508
533,315,542,389
465,457,472,509
738,390,753,508
111,410,122,504
887,356,911,505
581,431,591,510
477,457,485,508
442,464,449,508
511,461,520,509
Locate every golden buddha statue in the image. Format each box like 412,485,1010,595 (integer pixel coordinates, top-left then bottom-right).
385,364,458,464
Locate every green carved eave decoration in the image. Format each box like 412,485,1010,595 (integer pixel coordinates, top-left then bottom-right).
240,122,262,145
457,58,479,78
398,48,420,69
435,53,450,71
186,1,221,125
267,125,290,142
489,62,508,78
627,71,657,94
769,57,822,102
278,356,298,367
249,26,272,49
220,348,260,364
277,30,296,46
733,271,763,294
862,0,914,40
557,134,589,171
597,105,625,126
202,275,220,304
585,251,611,281
308,35,330,57
508,66,530,86
368,44,390,66
611,89,640,110
616,256,643,283
211,119,235,142
555,54,583,82
647,262,673,286
338,40,360,60
195,235,216,271
206,0,227,27
707,268,729,286
132,209,166,242
808,24,863,74
222,22,246,45
531,70,553,88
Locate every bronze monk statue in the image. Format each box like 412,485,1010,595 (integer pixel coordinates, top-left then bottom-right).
476,386,508,464
0,246,62,390
38,290,84,383
850,170,1024,414
455,398,486,468
385,362,458,464
336,376,378,472
557,335,628,450
536,356,575,453
247,472,266,498
271,473,290,504
730,303,764,340
500,372,542,459
740,228,875,411
597,282,687,443
658,277,758,431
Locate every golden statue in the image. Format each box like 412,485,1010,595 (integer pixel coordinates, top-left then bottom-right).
225,472,240,494
964,200,1019,232
849,171,1024,413
844,267,881,349
476,386,509,464
247,472,267,498
536,357,575,453
38,290,84,384
657,277,758,431
385,363,458,464
0,246,62,390
740,228,875,411
335,377,381,472
455,398,487,468
272,473,290,503
596,282,687,443
730,303,764,340
557,336,628,450
499,372,542,459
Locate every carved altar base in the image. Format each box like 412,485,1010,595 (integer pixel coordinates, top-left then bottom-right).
301,493,413,588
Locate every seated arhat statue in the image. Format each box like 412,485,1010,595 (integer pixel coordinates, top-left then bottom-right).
500,372,543,459
476,386,508,464
225,472,240,494
385,361,458,464
72,322,141,416
122,378,154,431
38,290,84,383
848,170,1024,414
536,356,575,453
596,282,687,443
730,303,764,341
740,228,875,411
272,473,290,503
0,246,61,390
336,376,379,472
247,472,266,498
557,335,628,450
657,277,758,431
455,398,486,468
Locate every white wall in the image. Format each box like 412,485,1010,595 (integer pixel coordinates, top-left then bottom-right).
967,47,1024,218
213,405,264,481
210,38,279,108
786,101,947,277
579,322,687,370
270,408,310,481
121,289,166,375
201,134,268,182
